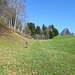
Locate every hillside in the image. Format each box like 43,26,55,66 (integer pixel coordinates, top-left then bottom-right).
0,16,15,38
0,23,75,75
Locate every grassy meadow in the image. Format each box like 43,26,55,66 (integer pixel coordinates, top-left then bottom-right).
0,33,75,75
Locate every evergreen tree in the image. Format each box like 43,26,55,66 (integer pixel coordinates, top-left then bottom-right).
51,24,59,36
49,31,55,39
27,22,35,35
35,26,41,34
42,24,47,35
53,28,59,36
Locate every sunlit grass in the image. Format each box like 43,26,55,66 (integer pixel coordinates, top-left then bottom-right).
0,34,75,75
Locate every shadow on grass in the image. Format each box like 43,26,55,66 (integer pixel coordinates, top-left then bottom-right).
24,46,28,48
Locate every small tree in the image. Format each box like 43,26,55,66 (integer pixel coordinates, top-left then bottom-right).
35,26,41,34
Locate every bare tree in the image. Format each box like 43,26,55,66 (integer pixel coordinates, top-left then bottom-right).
0,0,8,17
8,0,26,30
17,20,22,32
0,0,26,32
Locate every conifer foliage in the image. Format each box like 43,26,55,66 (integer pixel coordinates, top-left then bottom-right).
23,22,59,39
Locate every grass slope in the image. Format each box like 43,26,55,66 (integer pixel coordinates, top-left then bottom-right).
0,33,75,75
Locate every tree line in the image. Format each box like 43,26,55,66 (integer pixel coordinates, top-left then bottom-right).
0,0,59,39
23,22,59,39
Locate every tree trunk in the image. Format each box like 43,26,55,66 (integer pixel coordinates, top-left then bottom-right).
14,5,18,29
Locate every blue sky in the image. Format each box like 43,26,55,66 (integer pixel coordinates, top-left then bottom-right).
26,0,75,34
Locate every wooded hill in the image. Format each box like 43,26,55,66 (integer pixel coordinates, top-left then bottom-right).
0,0,59,39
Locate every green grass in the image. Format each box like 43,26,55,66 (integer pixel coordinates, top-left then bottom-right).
0,34,75,75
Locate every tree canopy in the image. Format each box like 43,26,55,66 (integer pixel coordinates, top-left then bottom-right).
23,22,59,39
